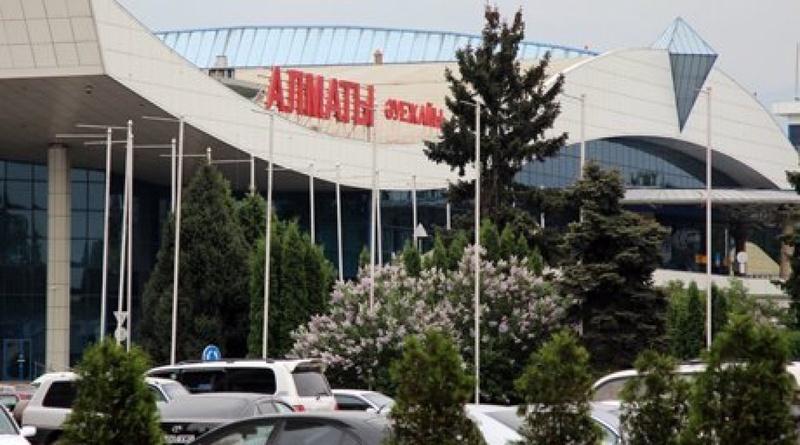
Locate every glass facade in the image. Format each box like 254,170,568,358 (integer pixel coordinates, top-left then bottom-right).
0,159,170,379
516,137,738,190
516,137,780,274
273,188,446,277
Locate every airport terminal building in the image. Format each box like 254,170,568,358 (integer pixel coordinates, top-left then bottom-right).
0,0,798,377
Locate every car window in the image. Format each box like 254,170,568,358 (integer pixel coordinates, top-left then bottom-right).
362,393,393,410
593,378,630,401
275,419,345,445
0,407,17,434
226,368,277,394
202,422,277,445
334,394,370,411
292,372,331,397
148,385,167,403
42,381,77,408
162,381,190,400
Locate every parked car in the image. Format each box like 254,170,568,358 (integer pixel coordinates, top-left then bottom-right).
22,371,188,445
159,392,293,444
147,358,337,412
332,389,394,413
592,361,800,403
0,404,35,445
187,411,390,445
466,403,621,445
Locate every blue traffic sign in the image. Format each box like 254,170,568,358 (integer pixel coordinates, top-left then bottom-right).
202,344,221,361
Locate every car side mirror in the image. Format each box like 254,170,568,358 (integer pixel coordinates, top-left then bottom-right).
21,425,36,438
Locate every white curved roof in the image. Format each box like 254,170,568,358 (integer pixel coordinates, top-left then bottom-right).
0,0,793,193
556,49,797,189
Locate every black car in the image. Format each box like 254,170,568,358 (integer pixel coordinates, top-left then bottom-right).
189,412,390,445
159,392,293,444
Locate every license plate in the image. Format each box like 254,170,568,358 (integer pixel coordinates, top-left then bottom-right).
164,434,195,444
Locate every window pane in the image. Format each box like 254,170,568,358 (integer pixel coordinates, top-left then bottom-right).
6,181,32,209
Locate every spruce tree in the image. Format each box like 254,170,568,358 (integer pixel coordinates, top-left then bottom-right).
387,330,485,445
683,315,797,445
619,350,690,445
424,5,566,232
666,282,705,360
61,339,163,445
248,218,334,357
514,330,599,445
558,162,668,372
236,192,266,248
138,164,250,363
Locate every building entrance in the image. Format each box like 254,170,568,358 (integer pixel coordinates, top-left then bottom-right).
2,338,32,381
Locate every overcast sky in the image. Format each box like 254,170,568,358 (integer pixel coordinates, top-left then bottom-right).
117,0,799,112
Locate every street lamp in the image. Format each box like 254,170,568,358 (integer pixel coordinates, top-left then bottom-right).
458,98,483,404
264,113,275,358
560,92,587,179
700,86,713,350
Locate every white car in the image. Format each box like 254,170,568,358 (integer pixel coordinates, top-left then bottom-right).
0,404,35,445
466,403,621,445
22,371,188,445
332,389,394,412
146,358,337,412
592,361,800,404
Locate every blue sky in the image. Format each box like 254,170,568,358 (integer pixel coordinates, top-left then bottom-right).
117,0,799,111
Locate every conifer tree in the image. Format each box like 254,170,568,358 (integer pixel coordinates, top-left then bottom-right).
236,192,266,248
248,218,334,357
559,162,668,372
515,330,599,445
424,5,567,232
683,315,797,445
61,339,163,445
666,282,705,360
138,164,250,363
620,350,690,445
388,330,485,445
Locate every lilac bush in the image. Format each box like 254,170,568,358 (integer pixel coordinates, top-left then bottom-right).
290,246,572,402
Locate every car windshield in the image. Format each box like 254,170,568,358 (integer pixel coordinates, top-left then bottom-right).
0,409,17,434
362,392,393,409
293,371,331,397
160,381,190,400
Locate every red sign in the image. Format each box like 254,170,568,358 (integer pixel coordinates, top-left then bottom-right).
265,66,374,126
384,99,444,128
264,67,444,130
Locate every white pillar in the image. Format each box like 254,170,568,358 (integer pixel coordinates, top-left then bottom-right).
263,114,275,358
705,87,713,350
170,118,185,364
46,144,71,371
99,129,112,340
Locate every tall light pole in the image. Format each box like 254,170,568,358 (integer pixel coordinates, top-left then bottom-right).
309,163,315,244
703,87,713,350
170,117,185,363
335,164,344,281
263,113,275,358
57,124,127,341
561,92,587,179
369,118,378,307
473,100,481,405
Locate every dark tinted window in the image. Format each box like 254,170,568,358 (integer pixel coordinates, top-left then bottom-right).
166,368,277,394
335,394,370,411
293,371,331,397
275,419,344,445
42,381,77,408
